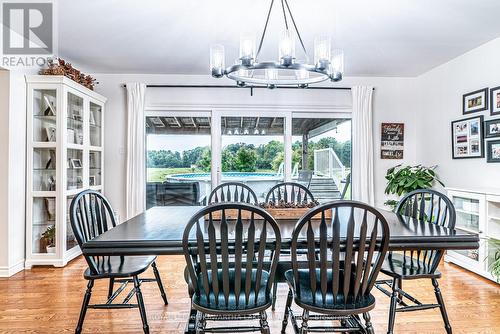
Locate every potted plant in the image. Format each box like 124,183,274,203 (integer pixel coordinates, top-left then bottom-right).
488,239,500,282
42,225,56,253
384,164,444,210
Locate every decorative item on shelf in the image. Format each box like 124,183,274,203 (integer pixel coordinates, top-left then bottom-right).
486,139,500,163
39,58,97,90
209,0,344,88
89,175,96,186
43,96,56,116
485,118,500,138
381,123,404,159
47,175,56,191
44,198,56,220
45,126,56,142
70,158,82,168
89,110,96,125
45,150,56,169
67,128,75,143
41,225,56,254
384,164,444,209
451,115,484,159
76,176,83,188
463,88,489,114
490,86,500,116
76,132,83,145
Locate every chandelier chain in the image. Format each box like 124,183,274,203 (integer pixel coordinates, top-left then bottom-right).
256,0,275,61
281,0,289,30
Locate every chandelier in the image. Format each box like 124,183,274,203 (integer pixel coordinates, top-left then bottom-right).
209,0,344,89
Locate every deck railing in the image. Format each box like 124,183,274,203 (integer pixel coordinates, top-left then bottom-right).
313,148,346,190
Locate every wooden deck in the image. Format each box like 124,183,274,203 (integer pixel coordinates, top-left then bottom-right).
0,255,498,333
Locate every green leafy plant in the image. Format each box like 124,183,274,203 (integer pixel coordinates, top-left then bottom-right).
384,164,444,208
42,225,56,247
488,239,500,282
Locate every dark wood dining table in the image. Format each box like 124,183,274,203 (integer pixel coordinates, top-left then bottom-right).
82,205,479,333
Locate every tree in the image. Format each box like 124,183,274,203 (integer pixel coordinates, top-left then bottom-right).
235,147,257,172
221,149,236,172
198,148,211,172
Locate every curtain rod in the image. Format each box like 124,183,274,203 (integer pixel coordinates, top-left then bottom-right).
120,84,375,96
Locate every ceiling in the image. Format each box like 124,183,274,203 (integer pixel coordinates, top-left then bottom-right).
58,0,500,77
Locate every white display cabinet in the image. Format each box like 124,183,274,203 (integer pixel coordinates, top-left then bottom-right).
25,75,106,268
445,188,500,283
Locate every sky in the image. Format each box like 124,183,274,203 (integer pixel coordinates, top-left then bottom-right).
147,120,351,152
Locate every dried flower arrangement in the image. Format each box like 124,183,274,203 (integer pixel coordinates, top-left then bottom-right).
259,200,320,209
40,58,97,90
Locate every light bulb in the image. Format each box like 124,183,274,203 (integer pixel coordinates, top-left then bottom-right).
331,49,344,74
210,44,225,78
239,34,255,65
314,36,331,70
279,30,295,65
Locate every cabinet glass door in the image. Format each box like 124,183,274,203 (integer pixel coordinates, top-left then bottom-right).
67,92,84,145
32,197,56,254
452,196,480,233
33,148,56,191
33,89,57,142
66,196,78,251
89,102,102,146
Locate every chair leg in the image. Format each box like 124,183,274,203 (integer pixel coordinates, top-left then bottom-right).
300,309,309,334
432,278,452,334
196,311,206,334
152,261,168,305
133,276,150,334
363,313,375,334
75,279,94,334
107,277,115,299
271,282,278,311
281,289,293,334
387,277,399,334
259,311,270,334
396,278,403,304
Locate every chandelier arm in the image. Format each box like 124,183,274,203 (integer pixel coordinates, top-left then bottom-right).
256,0,275,62
283,0,308,60
281,0,289,30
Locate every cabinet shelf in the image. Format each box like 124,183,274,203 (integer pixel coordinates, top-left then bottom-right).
26,75,106,269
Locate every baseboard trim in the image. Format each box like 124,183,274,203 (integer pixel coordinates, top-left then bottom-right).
0,260,25,277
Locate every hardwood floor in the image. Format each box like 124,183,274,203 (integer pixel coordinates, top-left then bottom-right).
0,255,498,333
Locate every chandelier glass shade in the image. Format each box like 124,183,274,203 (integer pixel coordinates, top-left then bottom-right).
210,0,344,88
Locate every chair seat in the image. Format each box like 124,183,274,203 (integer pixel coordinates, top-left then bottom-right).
285,269,376,314
84,255,157,279
192,268,271,313
380,253,441,279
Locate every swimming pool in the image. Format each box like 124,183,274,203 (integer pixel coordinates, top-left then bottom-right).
166,172,282,200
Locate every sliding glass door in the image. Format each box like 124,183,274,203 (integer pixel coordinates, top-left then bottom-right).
144,109,351,207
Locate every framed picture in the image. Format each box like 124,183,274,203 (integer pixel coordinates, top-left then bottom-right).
89,175,96,186
380,123,404,159
487,140,500,163
463,88,488,114
485,118,500,138
89,111,96,125
451,115,484,159
490,86,500,116
45,126,56,142
43,96,56,116
70,158,82,168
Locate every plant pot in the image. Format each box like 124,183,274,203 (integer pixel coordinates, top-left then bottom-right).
46,245,56,254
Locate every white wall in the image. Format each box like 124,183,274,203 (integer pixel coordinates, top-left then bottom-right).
416,37,500,191
93,74,417,219
0,70,10,272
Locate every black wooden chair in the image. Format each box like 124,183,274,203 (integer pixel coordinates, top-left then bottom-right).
375,189,456,334
183,203,281,334
70,190,168,334
265,182,315,204
208,182,258,205
282,200,390,334
265,181,316,310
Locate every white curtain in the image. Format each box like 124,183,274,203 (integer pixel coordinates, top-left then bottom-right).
351,86,375,206
126,83,147,219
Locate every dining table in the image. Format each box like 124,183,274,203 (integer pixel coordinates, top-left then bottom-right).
82,205,479,334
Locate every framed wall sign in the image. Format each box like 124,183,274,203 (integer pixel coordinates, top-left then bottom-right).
484,118,500,138
381,123,404,159
490,86,500,116
451,115,484,159
463,88,488,114
487,139,500,163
